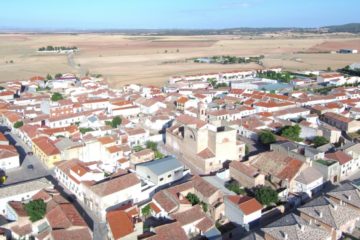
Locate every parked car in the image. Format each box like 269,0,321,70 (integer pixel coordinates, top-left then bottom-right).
27,164,34,170
27,151,34,156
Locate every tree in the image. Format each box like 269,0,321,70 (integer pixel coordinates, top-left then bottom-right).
146,141,158,151
54,73,62,79
154,151,164,159
0,175,7,185
280,125,302,142
327,67,332,72
254,186,278,206
24,200,47,222
141,204,151,218
79,128,94,134
186,193,200,205
313,136,329,147
111,116,122,128
46,74,52,80
259,130,276,145
226,181,245,195
13,121,24,129
201,202,208,212
51,92,64,101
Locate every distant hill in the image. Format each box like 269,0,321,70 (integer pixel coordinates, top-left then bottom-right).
324,23,360,33
1,23,359,35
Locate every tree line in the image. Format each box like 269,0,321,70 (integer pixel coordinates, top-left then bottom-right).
38,46,78,51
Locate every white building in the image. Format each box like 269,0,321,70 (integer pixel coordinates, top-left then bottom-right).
0,178,52,217
224,195,262,229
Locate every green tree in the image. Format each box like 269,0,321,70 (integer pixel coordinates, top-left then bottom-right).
141,204,151,218
51,92,64,101
313,136,329,147
201,202,208,212
79,128,94,134
259,130,276,145
280,125,302,142
146,141,158,151
186,193,200,205
54,73,62,79
254,186,278,206
13,121,24,129
24,200,47,222
226,181,245,195
46,74,52,80
111,116,122,128
327,67,332,72
154,151,164,159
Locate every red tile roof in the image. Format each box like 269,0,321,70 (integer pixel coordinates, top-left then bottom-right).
106,210,134,239
46,203,87,229
325,151,353,165
226,195,262,215
32,136,60,156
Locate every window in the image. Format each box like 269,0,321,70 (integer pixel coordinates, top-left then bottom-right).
159,177,164,181
168,174,172,178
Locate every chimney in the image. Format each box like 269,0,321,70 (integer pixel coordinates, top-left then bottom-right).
318,210,323,218
281,231,288,240
299,224,305,232
347,194,352,201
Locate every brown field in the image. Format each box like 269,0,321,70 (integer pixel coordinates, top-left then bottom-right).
0,33,359,87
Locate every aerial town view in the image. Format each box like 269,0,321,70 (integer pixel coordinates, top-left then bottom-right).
1,1,360,240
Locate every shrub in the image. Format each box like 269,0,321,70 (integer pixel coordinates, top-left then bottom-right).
51,92,64,101
24,200,47,222
186,193,200,205
259,130,276,145
254,186,278,206
14,121,24,129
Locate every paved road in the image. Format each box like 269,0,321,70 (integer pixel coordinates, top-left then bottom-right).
0,127,50,185
0,126,106,239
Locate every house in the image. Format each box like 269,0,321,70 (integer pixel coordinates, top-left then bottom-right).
248,151,307,192
262,213,331,240
170,205,220,239
124,127,149,147
54,159,105,199
326,182,360,212
135,156,186,187
166,115,240,174
298,196,360,240
3,188,93,240
134,97,166,115
224,195,262,229
106,205,142,240
229,161,265,188
151,176,224,220
293,167,324,197
0,178,52,217
31,136,61,168
0,144,20,170
144,222,188,240
321,112,360,133
130,149,155,165
317,72,345,84
325,151,359,180
81,171,142,221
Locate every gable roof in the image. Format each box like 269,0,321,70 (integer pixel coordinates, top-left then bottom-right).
226,195,262,215
106,209,134,239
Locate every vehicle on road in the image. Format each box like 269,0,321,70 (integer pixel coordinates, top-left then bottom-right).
27,151,34,156
27,164,34,170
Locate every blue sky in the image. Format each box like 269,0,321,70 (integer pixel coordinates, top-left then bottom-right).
0,0,359,29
